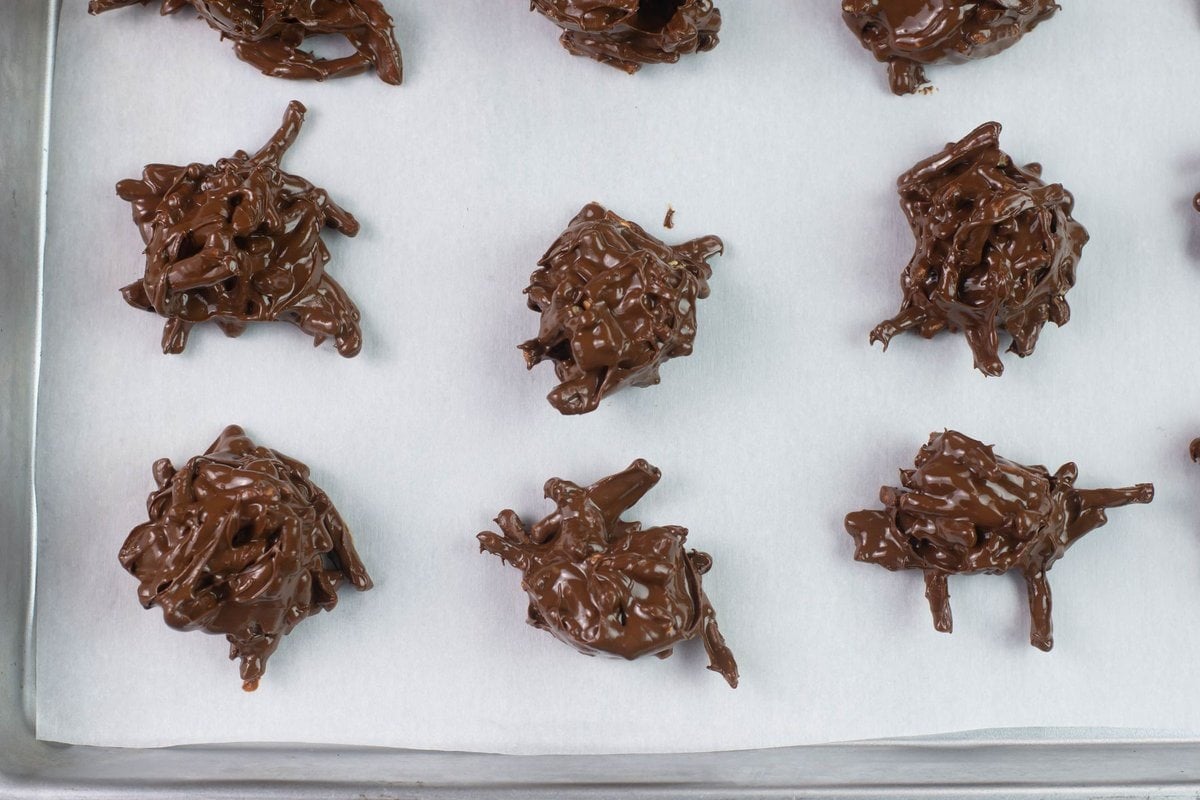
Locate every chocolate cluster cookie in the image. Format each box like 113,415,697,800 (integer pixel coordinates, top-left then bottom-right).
522,203,722,414
89,0,403,84
117,101,365,357
845,430,1153,651
842,0,1058,95
478,460,738,686
871,122,1087,376
529,0,721,73
120,426,373,690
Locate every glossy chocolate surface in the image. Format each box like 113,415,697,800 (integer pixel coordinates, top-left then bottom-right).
477,460,738,687
117,101,365,357
842,0,1058,95
522,203,722,415
845,430,1153,651
88,0,402,84
529,0,721,73
120,426,372,691
870,122,1087,376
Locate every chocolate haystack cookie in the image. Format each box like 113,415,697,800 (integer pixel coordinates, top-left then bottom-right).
117,101,365,357
529,0,721,73
522,203,722,415
870,122,1087,376
88,0,402,85
842,0,1058,95
120,425,372,691
845,430,1153,651
478,460,738,687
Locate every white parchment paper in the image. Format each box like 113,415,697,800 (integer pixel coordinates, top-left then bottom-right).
35,0,1200,752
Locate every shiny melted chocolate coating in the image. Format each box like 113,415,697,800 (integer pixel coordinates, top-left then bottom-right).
120,425,372,691
117,101,365,357
529,0,721,73
845,430,1153,651
522,203,722,415
88,0,402,85
477,460,738,687
842,0,1058,95
870,122,1087,376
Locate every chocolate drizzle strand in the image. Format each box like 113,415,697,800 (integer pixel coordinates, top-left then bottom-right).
842,0,1058,95
478,460,738,687
845,430,1153,651
120,425,373,691
529,0,721,73
870,122,1087,376
522,203,722,415
117,101,366,357
88,0,402,84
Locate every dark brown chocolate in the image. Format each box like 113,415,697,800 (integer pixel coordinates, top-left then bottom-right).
870,122,1087,376
477,460,738,687
522,203,722,415
845,430,1153,651
529,0,721,73
117,101,365,357
120,425,372,691
842,0,1058,95
88,0,402,84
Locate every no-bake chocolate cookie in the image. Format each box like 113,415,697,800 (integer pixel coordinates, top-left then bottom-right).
120,425,372,691
522,203,722,414
842,0,1058,95
117,101,365,357
88,0,402,84
478,459,738,686
870,122,1087,376
845,430,1153,651
529,0,721,73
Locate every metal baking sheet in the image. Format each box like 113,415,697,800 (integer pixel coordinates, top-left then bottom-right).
5,0,1200,795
